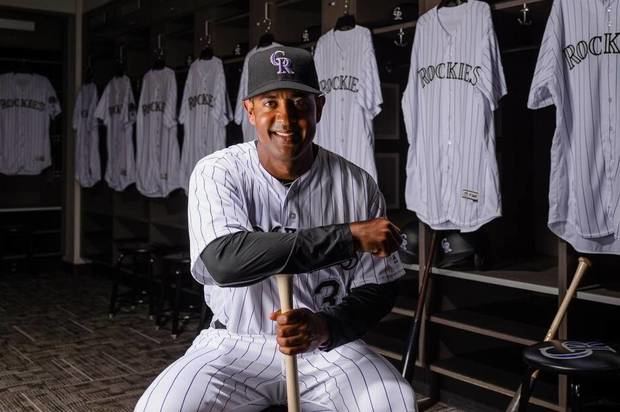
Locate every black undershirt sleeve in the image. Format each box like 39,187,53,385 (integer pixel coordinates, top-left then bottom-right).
201,224,355,287
317,281,399,351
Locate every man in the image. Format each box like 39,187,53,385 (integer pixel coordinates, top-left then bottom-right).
135,46,415,412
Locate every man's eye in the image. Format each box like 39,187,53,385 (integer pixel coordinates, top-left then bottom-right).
294,99,308,109
263,100,277,108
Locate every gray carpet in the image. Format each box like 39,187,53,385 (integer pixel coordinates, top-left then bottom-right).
0,267,463,412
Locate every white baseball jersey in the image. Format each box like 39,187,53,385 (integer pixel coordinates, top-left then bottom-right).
179,57,232,193
136,67,181,197
135,142,415,412
402,0,507,232
529,0,620,254
234,43,282,142
0,72,61,175
73,82,101,187
313,25,382,180
95,75,137,191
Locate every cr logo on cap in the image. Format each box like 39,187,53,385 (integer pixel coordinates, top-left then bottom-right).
270,50,295,75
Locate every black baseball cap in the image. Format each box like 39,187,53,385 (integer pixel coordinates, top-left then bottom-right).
243,46,321,100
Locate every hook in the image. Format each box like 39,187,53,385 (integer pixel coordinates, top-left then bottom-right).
256,1,272,32
518,2,532,26
119,44,125,63
204,20,211,45
394,27,407,47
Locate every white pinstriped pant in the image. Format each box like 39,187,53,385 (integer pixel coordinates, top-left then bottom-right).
135,329,416,412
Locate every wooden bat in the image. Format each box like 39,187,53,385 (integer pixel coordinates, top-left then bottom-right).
505,256,592,412
401,231,438,381
276,274,301,412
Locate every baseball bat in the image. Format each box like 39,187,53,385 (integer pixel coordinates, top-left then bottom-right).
505,256,592,412
276,274,301,412
402,231,438,381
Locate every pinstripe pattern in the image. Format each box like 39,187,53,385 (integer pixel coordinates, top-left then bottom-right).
135,329,415,412
136,67,182,198
94,75,137,191
179,58,232,193
313,26,382,181
528,0,620,254
135,142,416,410
402,0,506,232
0,73,61,175
73,83,101,187
234,44,282,142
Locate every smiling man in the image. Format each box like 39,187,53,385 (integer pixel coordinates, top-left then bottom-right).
135,46,416,412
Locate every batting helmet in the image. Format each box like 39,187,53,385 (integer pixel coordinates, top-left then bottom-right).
436,231,486,270
399,221,419,264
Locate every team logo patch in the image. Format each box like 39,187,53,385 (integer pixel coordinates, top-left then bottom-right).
270,50,295,75
539,341,616,360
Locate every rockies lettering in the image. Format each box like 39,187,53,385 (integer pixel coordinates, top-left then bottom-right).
417,62,482,88
141,101,165,114
563,32,620,70
319,74,360,94
187,93,214,110
0,98,46,111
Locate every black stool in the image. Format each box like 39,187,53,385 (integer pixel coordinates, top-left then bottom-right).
157,251,211,338
519,340,620,411
108,239,159,319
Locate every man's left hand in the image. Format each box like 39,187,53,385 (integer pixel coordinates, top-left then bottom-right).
269,308,330,355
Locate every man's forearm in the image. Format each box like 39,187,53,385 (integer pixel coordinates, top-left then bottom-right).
201,224,355,287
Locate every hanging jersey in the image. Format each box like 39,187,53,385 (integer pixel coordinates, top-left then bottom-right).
313,25,382,180
179,58,232,193
402,0,507,232
0,73,61,175
95,75,137,191
73,82,100,187
136,67,181,197
188,142,404,335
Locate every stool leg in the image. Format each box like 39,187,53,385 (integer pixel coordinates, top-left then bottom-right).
570,380,583,412
171,269,182,338
109,253,126,318
518,367,537,412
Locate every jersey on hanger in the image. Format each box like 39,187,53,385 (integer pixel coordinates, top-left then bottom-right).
313,25,382,181
179,57,232,193
0,73,61,175
529,0,620,254
94,75,137,191
402,0,507,232
136,67,181,198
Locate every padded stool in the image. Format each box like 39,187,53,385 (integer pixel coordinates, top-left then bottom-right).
108,239,158,319
157,251,211,338
519,340,620,411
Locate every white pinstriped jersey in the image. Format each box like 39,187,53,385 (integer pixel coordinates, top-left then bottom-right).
179,58,232,193
234,43,282,142
188,142,404,336
313,25,382,181
95,75,137,191
402,0,506,232
529,0,620,254
136,67,181,197
0,73,61,175
73,83,101,187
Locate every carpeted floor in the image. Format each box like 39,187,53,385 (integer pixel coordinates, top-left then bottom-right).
0,265,464,412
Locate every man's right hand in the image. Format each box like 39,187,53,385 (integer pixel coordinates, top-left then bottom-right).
349,217,401,257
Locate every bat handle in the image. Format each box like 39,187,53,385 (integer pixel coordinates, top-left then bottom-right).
276,274,301,412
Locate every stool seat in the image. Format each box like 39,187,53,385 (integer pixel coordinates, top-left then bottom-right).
524,340,620,376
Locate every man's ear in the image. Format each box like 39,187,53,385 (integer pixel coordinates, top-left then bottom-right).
243,99,256,125
315,94,325,124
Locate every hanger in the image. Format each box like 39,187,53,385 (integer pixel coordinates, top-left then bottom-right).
152,47,166,70
334,0,355,31
114,45,125,78
438,0,467,8
200,21,214,60
258,32,275,48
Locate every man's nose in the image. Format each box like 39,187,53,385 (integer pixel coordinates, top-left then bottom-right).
275,100,297,123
